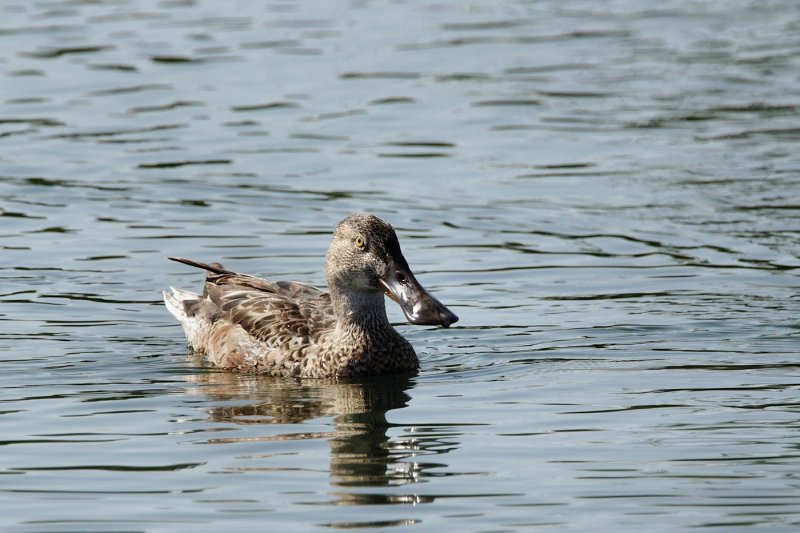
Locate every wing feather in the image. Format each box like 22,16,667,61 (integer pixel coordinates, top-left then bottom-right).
168,258,336,372
204,272,334,347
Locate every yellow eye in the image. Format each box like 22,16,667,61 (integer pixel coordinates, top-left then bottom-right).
354,236,366,249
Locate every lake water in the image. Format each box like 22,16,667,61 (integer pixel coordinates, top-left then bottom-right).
2,0,799,531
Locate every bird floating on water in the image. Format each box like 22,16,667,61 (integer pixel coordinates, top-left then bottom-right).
163,213,458,378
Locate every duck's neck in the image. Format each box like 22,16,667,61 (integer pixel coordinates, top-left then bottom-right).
325,285,418,376
329,286,391,334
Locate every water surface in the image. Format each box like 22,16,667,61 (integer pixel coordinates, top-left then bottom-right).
2,0,800,531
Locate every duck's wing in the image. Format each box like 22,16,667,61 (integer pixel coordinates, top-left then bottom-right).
204,272,335,343
168,257,335,354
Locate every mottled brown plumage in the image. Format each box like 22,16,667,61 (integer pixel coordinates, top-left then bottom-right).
163,213,458,378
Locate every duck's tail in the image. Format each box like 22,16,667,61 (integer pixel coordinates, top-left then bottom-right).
164,257,235,352
163,286,199,324
164,285,218,351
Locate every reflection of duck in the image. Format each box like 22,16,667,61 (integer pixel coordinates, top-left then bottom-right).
186,369,437,492
164,213,457,377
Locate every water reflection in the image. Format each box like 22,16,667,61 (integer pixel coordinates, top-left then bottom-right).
186,366,448,500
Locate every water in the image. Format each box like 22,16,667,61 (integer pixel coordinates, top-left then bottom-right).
2,0,799,530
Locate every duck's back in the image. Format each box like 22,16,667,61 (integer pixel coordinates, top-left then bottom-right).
165,264,335,375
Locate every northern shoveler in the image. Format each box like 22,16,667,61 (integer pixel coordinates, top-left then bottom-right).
163,213,458,377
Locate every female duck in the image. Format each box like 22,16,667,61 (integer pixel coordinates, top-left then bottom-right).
163,213,458,378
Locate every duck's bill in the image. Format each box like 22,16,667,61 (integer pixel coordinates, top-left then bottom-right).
379,262,458,328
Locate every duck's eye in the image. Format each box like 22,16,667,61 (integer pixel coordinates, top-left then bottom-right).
354,236,366,249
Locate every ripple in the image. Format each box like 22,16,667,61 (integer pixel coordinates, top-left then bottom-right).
137,159,232,169
230,101,300,112
22,45,113,58
12,463,203,473
87,83,172,96
340,71,421,80
319,518,421,528
128,100,204,114
473,99,541,107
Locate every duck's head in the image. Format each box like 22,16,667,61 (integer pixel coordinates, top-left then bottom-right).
326,213,458,328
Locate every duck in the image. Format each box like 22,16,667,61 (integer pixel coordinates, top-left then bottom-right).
163,213,458,378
